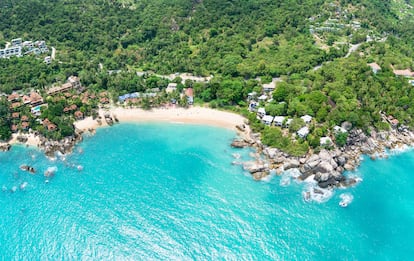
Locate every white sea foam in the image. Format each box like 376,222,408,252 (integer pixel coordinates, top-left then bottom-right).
279,175,291,187
261,173,274,183
302,183,334,203
339,193,354,207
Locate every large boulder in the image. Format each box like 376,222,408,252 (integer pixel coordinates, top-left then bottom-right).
283,159,300,170
243,162,267,173
302,160,320,173
318,177,338,188
231,139,247,148
314,161,334,173
272,156,286,164
253,171,269,181
335,156,347,166
264,148,280,158
314,172,330,182
318,150,332,161
344,163,355,171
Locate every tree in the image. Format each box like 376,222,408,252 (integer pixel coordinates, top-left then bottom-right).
289,118,305,132
335,132,348,147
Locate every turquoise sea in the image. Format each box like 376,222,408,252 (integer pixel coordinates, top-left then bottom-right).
1,123,414,260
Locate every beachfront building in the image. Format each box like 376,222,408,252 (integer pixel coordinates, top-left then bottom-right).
47,76,82,95
166,83,177,93
262,115,274,126
247,92,257,101
301,115,313,124
257,108,266,118
29,91,43,106
248,101,258,112
320,137,333,146
258,94,268,102
297,126,309,138
333,125,347,133
7,92,20,102
273,116,285,127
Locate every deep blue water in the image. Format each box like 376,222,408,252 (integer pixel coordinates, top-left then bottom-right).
1,123,414,260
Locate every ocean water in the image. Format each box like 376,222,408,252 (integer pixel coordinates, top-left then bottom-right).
1,123,414,260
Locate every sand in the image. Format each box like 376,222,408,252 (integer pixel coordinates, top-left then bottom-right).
4,106,245,148
74,106,246,131
8,133,41,147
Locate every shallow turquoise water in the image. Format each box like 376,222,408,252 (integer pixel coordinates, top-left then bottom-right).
1,123,414,260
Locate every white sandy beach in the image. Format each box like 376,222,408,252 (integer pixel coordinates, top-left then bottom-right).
3,106,245,148
74,106,246,131
8,133,41,147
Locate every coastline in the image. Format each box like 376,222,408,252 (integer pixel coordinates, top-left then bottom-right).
4,104,414,193
1,106,247,153
74,106,247,131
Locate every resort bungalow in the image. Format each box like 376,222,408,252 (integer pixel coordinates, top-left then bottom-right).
247,92,257,101
262,115,274,126
166,83,177,93
249,101,258,112
29,91,43,106
21,121,30,131
74,111,84,120
297,126,309,138
333,125,347,133
301,115,313,124
22,95,31,105
11,125,18,133
263,82,276,92
368,63,381,74
47,76,82,95
285,118,293,127
257,107,266,118
273,116,285,127
21,115,29,122
258,94,268,102
12,112,20,119
320,137,333,146
7,92,20,102
393,68,414,78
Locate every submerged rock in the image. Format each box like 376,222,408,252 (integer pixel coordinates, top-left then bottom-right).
231,139,248,148
253,171,269,181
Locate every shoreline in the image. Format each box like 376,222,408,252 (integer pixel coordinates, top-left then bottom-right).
1,106,248,153
74,106,247,132
4,105,414,193
235,124,414,190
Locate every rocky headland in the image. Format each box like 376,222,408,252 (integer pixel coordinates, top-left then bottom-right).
232,123,414,189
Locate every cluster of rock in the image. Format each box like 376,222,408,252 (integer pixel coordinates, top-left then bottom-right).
39,132,83,157
0,143,11,151
233,123,414,189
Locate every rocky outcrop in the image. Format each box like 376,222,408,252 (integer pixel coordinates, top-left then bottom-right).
234,119,414,191
40,132,83,157
0,143,11,151
231,139,248,148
